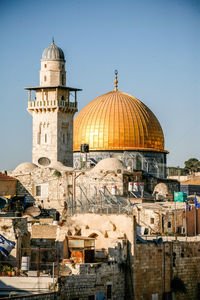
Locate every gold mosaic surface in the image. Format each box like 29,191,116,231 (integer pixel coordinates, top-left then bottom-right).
73,90,166,153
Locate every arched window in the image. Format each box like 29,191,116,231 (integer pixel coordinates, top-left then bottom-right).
44,75,47,82
62,74,64,85
37,123,41,144
44,64,47,68
88,233,98,238
45,134,47,143
61,96,64,100
37,133,41,144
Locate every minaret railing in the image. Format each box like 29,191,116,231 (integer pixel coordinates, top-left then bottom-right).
28,99,77,109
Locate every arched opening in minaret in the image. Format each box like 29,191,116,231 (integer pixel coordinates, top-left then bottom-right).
63,133,65,144
62,74,65,85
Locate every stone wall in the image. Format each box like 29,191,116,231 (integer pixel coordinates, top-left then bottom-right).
0,277,54,296
58,213,134,254
13,168,72,213
6,293,56,300
145,176,180,196
60,262,125,300
40,59,66,86
75,169,124,204
134,241,200,300
133,203,186,235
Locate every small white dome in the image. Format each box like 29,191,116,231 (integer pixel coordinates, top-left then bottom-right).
14,162,38,173
92,158,124,173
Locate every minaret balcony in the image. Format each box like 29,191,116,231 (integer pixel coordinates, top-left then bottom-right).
28,99,77,112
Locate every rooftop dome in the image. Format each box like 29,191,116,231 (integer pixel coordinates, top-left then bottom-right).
74,87,167,153
14,162,38,173
91,158,124,173
42,39,65,61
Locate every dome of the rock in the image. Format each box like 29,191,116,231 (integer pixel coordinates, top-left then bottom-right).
73,90,166,153
73,72,167,178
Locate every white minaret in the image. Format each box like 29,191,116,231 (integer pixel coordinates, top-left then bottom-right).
26,39,81,167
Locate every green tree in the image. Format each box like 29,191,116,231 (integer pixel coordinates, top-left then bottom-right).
184,158,200,174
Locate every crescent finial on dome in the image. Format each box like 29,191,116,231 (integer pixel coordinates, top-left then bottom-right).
114,70,118,91
52,37,55,44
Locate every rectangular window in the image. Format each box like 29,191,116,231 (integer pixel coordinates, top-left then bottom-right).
45,133,47,143
168,222,171,228
107,285,112,299
88,296,95,300
36,185,41,196
37,133,41,144
150,218,154,224
35,184,49,198
62,74,65,85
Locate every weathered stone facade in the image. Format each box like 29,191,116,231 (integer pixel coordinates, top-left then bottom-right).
58,213,134,253
59,262,125,300
133,202,186,235
134,241,200,300
11,166,73,212
30,109,75,167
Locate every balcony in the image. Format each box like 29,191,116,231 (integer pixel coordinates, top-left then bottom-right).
28,100,77,111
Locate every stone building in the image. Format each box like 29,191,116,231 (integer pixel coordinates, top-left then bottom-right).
59,262,125,300
10,161,73,212
132,202,186,235
9,156,179,217
25,39,81,168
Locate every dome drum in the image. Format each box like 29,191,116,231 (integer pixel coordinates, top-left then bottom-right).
74,150,167,179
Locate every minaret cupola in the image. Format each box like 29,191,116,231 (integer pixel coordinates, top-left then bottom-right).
40,38,66,87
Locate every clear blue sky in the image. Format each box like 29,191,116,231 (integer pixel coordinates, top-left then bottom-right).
0,0,199,170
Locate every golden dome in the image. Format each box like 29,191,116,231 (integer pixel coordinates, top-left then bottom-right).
73,90,167,153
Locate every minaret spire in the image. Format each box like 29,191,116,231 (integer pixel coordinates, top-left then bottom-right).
114,70,118,91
